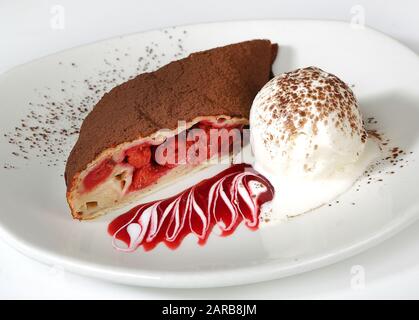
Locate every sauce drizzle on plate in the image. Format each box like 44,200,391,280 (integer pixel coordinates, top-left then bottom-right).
108,164,274,251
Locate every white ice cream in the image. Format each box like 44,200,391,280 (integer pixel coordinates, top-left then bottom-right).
250,67,380,221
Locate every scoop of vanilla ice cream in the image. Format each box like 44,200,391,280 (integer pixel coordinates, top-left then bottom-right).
250,67,380,221
250,67,367,180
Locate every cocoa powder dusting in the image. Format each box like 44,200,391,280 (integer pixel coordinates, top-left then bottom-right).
2,28,189,170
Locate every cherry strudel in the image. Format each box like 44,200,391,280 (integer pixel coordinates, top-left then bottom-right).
65,39,278,219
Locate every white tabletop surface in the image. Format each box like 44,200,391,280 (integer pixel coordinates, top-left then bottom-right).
1,0,419,299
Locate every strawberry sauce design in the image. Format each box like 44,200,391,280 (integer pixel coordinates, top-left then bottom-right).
108,164,274,252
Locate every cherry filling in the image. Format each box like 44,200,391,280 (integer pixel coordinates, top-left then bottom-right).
82,121,244,194
83,159,115,193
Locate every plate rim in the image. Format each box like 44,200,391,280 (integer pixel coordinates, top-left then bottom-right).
1,18,417,77
1,208,417,288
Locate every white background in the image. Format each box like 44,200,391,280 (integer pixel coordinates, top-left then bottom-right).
1,0,419,299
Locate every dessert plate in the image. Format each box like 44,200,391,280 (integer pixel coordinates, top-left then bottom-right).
1,20,419,288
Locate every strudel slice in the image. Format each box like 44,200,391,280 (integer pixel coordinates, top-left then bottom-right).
65,39,278,219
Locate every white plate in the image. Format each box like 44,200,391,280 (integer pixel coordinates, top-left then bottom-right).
1,20,419,288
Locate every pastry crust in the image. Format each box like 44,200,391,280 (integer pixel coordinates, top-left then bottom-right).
65,39,278,219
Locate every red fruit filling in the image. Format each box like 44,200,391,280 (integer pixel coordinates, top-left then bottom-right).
81,121,244,194
130,163,169,191
83,159,115,192
125,144,151,168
